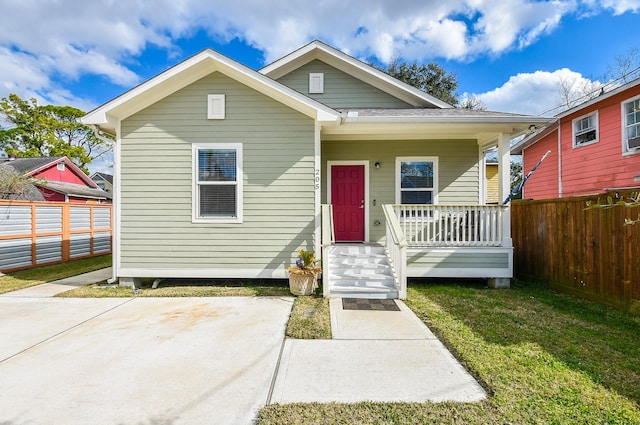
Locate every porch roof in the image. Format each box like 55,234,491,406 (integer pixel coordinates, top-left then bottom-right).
322,108,553,145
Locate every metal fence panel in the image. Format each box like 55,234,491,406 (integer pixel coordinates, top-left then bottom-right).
70,207,91,230
70,233,91,258
0,206,32,236
93,231,112,253
0,237,33,269
35,235,63,263
36,206,62,233
93,208,111,228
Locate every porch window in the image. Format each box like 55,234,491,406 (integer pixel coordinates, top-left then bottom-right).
572,111,598,147
192,143,243,223
623,96,640,153
396,157,438,204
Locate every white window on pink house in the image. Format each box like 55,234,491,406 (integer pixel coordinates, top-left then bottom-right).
572,111,598,148
623,96,640,153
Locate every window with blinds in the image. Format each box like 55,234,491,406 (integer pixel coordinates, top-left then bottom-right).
193,143,243,223
396,157,438,205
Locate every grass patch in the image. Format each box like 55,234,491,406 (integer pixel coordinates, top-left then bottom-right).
257,279,640,424
58,278,292,298
286,295,332,339
0,255,112,295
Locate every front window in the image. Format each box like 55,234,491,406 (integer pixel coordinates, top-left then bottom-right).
572,112,598,147
193,143,242,223
623,96,640,153
396,157,438,204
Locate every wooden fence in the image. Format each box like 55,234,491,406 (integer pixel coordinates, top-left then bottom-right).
0,200,112,272
511,192,640,314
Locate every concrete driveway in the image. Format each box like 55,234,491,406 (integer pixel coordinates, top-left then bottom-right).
0,296,293,425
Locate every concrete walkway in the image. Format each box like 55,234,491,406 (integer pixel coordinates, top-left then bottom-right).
269,298,486,404
0,269,486,423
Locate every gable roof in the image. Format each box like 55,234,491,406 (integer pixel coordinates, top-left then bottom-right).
82,48,342,134
511,76,640,154
260,40,454,109
0,156,100,189
1,156,65,174
91,172,113,184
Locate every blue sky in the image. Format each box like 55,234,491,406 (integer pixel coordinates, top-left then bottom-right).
1,0,639,172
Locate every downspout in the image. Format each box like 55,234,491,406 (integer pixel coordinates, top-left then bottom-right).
557,123,563,198
89,124,118,285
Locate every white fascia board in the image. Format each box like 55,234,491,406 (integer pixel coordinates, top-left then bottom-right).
261,40,454,109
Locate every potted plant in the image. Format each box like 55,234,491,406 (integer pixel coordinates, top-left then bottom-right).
286,249,322,296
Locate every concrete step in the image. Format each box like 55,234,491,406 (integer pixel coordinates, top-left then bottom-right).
330,284,398,299
330,266,395,278
331,278,396,289
329,253,389,264
330,244,386,255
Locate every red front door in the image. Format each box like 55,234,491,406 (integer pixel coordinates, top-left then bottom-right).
331,165,365,242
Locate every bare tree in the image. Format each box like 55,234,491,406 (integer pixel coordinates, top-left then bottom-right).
554,74,602,111
605,47,640,83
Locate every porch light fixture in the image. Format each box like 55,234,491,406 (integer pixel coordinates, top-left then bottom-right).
375,162,381,169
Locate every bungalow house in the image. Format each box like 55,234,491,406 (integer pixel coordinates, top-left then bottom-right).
0,156,112,203
511,77,640,199
82,40,550,298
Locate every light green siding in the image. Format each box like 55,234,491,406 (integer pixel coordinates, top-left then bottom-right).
407,250,509,269
277,60,413,109
120,72,316,274
322,139,479,242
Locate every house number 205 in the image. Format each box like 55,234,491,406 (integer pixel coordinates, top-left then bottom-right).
315,168,320,190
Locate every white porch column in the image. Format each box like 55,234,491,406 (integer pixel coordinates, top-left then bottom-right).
314,121,322,257
497,132,512,247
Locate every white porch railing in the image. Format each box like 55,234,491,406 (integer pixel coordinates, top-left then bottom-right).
382,205,407,299
391,204,507,247
320,204,334,298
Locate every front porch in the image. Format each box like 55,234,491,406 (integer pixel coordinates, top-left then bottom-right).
321,203,512,299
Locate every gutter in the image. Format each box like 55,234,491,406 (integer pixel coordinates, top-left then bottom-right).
88,124,118,286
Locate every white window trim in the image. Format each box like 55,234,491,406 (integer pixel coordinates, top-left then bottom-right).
207,94,225,119
622,94,640,156
395,157,439,205
57,162,65,171
192,143,243,224
309,73,324,94
572,111,599,148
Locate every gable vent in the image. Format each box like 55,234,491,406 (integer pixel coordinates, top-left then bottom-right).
309,73,324,94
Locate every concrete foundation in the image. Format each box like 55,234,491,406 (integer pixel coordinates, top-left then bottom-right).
488,277,511,288
118,277,141,288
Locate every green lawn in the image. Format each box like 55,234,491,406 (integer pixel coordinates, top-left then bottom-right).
257,280,640,424
0,255,112,295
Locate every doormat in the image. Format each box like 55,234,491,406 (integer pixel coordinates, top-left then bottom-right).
342,298,400,311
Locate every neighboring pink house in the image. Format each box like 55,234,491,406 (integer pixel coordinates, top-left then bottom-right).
511,77,640,199
0,156,112,203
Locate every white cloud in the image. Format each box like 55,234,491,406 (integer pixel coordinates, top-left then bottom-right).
474,68,602,115
0,0,638,110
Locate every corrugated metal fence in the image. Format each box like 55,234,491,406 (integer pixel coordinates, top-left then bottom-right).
0,200,112,272
512,192,640,314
